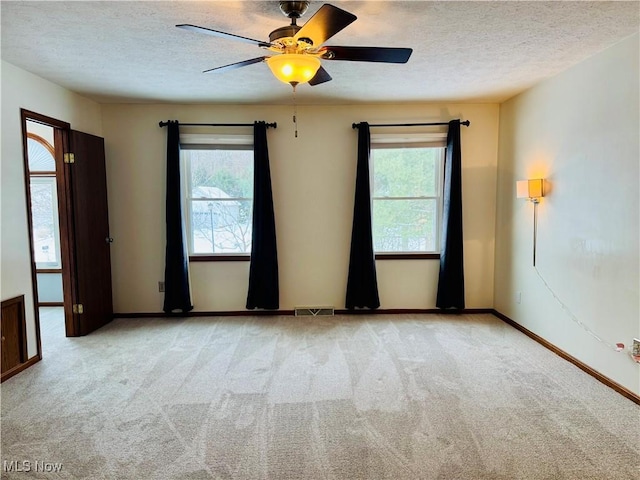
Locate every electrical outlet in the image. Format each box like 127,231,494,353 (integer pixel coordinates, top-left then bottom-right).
516,291,522,304
158,281,165,293
632,338,640,357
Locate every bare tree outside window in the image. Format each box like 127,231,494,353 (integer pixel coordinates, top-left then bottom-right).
183,147,253,255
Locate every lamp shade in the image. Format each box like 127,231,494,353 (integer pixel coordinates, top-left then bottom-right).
517,179,544,199
266,54,321,85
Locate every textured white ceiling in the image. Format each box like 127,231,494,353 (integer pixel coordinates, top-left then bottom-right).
1,1,638,104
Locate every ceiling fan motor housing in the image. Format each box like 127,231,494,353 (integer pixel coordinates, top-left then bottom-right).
272,1,312,44
269,24,302,43
279,1,309,19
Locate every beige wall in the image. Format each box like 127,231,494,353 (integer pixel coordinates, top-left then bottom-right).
101,103,498,314
1,60,103,358
495,34,640,394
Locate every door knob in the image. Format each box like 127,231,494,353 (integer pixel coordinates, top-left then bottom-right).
105,237,114,243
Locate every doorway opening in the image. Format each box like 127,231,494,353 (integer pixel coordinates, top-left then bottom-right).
21,111,76,356
25,122,66,341
21,109,114,353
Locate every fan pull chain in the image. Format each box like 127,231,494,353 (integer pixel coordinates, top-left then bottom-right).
292,84,298,138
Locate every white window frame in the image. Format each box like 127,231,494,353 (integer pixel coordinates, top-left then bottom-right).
370,132,446,255
180,134,254,258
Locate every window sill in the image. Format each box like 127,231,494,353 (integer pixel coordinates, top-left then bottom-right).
375,253,440,260
189,255,250,262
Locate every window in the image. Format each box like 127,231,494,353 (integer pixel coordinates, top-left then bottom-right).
371,136,445,255
27,132,62,269
182,138,253,257
30,176,62,268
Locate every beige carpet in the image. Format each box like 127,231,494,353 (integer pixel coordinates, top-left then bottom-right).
1,311,639,479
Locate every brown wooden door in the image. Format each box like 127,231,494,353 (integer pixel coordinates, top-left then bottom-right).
68,130,113,335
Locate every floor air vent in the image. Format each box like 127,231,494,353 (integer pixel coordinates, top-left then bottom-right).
294,306,335,316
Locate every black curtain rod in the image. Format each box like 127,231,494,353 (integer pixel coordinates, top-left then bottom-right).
159,121,277,128
352,120,470,129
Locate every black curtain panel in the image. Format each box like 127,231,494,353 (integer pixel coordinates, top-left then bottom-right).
436,120,465,309
163,121,193,313
246,121,279,309
346,122,380,309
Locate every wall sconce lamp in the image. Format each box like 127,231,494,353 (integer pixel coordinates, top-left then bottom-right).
517,179,545,266
517,179,544,204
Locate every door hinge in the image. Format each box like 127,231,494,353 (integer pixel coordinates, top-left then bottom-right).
72,304,84,314
64,153,75,164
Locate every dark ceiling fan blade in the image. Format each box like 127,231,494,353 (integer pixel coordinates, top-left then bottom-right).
308,66,332,86
321,46,413,63
294,4,357,47
202,57,268,74
177,24,271,47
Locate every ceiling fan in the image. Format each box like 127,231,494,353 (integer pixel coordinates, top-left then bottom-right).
177,1,413,88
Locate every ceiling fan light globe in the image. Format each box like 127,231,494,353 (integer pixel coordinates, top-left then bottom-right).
267,54,321,85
